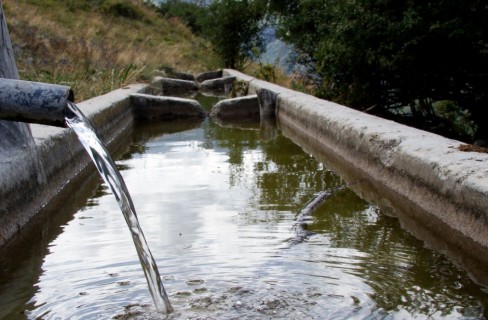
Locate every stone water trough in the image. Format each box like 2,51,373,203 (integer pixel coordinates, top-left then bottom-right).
1,67,488,284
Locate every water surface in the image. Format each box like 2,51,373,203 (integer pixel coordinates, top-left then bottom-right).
1,108,487,319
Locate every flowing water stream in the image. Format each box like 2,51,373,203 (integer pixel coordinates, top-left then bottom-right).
0,96,487,319
65,102,172,314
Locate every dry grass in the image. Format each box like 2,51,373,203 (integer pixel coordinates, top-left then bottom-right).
3,0,220,101
244,62,292,89
244,62,322,98
458,144,488,154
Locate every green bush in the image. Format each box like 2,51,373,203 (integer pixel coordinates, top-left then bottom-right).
433,100,477,140
271,0,488,140
158,0,205,34
200,0,265,69
255,63,277,83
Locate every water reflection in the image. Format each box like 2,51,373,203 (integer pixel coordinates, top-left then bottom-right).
309,189,488,317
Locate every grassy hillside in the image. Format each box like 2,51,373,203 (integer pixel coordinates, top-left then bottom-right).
2,0,220,101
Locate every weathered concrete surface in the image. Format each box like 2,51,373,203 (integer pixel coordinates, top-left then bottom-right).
209,95,259,120
0,5,19,80
0,9,34,162
131,93,205,120
257,88,277,118
148,76,198,96
0,84,147,246
0,6,43,246
224,69,488,274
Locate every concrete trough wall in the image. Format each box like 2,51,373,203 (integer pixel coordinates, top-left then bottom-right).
224,69,488,274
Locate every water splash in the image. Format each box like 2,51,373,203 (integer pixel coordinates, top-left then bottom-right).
65,102,173,314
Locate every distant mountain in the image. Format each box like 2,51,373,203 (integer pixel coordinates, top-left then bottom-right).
261,39,294,73
260,27,303,74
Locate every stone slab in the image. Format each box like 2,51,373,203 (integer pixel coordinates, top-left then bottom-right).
209,95,259,120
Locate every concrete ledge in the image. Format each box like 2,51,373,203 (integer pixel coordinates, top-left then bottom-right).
224,69,488,252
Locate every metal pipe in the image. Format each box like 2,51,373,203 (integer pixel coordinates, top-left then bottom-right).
0,78,74,127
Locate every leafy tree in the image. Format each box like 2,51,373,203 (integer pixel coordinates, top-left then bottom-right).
272,0,488,141
200,0,265,69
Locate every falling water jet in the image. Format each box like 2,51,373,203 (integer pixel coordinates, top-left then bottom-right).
65,101,173,314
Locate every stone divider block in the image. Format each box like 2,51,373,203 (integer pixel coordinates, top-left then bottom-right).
200,76,236,96
195,70,223,83
209,95,259,120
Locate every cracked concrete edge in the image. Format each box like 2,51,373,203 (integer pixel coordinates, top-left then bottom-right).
224,69,488,248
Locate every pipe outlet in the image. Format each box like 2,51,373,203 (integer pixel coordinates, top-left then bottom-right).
0,78,74,127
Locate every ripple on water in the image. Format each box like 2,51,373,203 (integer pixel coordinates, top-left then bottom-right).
109,281,381,320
